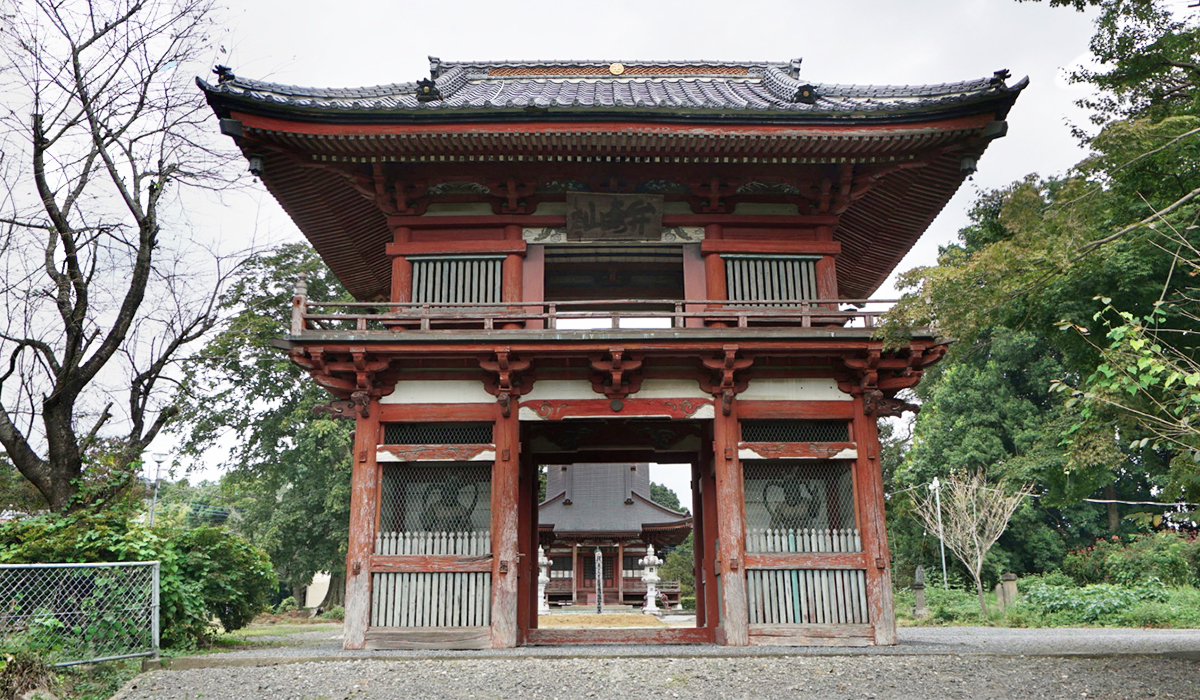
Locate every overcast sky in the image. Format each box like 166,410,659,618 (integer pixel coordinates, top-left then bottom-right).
177,0,1111,493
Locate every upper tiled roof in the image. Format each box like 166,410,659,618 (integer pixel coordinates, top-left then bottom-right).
539,463,690,535
199,58,1026,123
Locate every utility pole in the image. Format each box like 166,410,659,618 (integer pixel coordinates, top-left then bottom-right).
147,453,167,526
930,476,948,589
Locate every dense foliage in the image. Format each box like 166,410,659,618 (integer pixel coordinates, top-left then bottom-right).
0,509,274,649
175,244,354,601
885,0,1200,588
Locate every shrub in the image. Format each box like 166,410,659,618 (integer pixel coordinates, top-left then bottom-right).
1063,533,1200,587
679,596,696,611
0,510,274,650
171,527,275,633
319,605,344,620
275,596,298,614
1022,578,1168,624
0,650,55,699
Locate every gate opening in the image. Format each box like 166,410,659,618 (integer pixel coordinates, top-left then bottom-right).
519,419,718,645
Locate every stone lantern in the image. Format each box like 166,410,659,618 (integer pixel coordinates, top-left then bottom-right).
639,544,664,614
537,545,551,613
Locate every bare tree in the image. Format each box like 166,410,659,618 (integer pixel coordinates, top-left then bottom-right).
0,0,237,510
914,471,1032,615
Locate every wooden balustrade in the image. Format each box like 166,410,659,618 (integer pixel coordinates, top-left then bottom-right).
289,294,901,336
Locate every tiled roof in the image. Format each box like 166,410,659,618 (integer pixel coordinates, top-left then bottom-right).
199,58,1025,122
539,463,690,535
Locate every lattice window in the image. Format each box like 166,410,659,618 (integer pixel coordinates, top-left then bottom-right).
582,554,614,581
747,569,868,625
741,420,850,443
410,255,503,304
724,255,819,304
383,422,493,445
622,555,642,579
550,556,573,579
376,462,491,556
743,460,860,553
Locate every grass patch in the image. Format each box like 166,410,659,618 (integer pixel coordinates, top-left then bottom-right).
896,578,1200,628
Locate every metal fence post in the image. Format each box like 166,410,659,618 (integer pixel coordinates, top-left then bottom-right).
151,560,161,658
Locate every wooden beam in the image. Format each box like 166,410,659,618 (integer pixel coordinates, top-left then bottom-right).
701,240,842,255
489,405,521,648
737,442,857,461
748,624,873,647
385,240,527,256
737,401,855,420
378,403,496,422
343,399,382,649
369,555,493,573
363,627,491,650
713,403,749,646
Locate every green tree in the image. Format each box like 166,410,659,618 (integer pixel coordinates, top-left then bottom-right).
649,481,688,514
176,243,353,605
888,0,1200,540
659,532,694,597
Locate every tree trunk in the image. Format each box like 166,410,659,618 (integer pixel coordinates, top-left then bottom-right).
974,576,989,616
1105,483,1120,532
319,572,346,609
292,582,307,608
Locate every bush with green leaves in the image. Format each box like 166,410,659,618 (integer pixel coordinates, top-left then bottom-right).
0,509,274,650
1063,532,1200,587
1021,578,1169,624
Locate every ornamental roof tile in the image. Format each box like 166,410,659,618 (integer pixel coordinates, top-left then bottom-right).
199,59,1025,122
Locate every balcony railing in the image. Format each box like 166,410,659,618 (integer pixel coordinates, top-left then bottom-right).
291,292,899,336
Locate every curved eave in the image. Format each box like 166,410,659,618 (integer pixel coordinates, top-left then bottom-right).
203,87,1023,129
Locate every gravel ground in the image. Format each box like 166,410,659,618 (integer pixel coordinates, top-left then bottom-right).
115,654,1199,700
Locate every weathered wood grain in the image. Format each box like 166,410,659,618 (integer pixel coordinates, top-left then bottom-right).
363,627,492,650
343,402,382,650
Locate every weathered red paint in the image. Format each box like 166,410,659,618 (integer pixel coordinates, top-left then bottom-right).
343,400,381,649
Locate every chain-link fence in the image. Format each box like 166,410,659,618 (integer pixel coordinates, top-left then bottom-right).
0,562,159,666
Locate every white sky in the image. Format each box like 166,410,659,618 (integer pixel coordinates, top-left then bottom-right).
167,0,1108,493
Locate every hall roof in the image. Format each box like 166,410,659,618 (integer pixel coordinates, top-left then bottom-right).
199,58,1026,124
539,463,691,538
199,59,1026,302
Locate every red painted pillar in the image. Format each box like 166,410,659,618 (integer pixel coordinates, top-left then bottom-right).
390,226,413,303
713,403,749,645
343,401,381,649
851,399,897,645
490,406,521,648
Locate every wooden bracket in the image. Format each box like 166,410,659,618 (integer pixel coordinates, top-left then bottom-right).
480,350,532,418
700,345,753,415
313,389,370,420
589,348,644,400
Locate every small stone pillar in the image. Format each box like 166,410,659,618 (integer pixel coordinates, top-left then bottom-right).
913,565,930,618
995,572,1018,610
639,544,663,614
537,546,551,614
